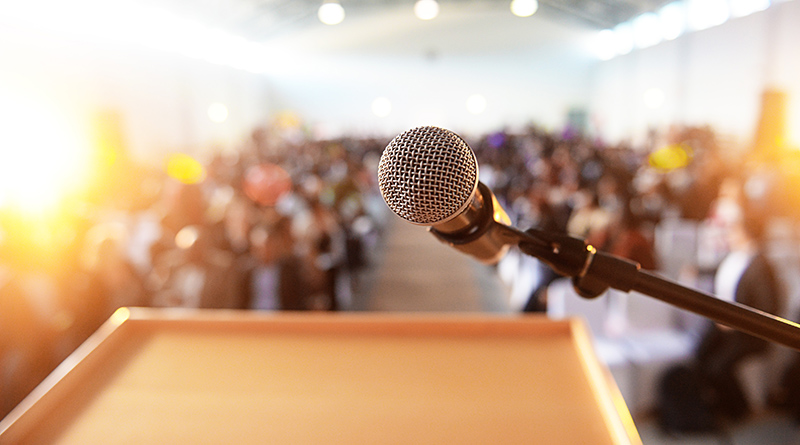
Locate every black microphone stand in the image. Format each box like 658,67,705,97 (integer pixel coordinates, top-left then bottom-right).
491,222,800,351
423,182,800,350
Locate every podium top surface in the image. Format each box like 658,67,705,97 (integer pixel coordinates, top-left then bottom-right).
0,309,640,444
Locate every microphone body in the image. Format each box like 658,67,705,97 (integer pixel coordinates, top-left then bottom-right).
428,181,512,264
378,126,511,264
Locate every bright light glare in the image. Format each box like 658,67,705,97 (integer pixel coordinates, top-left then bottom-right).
590,0,772,60
466,94,487,115
371,97,392,117
511,0,539,17
0,0,292,75
414,0,440,20
659,2,686,40
613,23,634,56
318,2,345,25
593,29,618,60
0,90,90,213
207,103,229,123
729,0,770,17
175,225,200,249
632,13,662,48
687,0,729,31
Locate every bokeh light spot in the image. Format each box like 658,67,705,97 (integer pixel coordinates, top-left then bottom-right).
649,144,693,170
166,153,207,184
243,163,293,206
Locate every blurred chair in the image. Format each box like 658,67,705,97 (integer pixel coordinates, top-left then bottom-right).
545,277,698,415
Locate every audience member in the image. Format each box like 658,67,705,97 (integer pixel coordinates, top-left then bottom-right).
149,225,242,309
566,188,613,249
245,216,311,310
694,203,784,421
607,206,658,271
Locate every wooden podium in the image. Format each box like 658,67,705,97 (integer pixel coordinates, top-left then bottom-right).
0,309,640,444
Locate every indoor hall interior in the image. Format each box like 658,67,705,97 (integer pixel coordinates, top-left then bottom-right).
3,0,800,442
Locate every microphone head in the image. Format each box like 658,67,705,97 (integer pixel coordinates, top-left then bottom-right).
378,126,478,225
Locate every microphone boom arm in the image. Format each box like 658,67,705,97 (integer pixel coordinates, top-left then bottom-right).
490,221,800,351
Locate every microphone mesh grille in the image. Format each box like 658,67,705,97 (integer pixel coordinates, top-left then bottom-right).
378,126,478,225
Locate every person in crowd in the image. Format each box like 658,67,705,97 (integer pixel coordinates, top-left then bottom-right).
607,206,658,271
517,182,571,312
301,197,348,311
149,225,243,309
0,273,61,419
245,216,310,311
566,188,613,249
158,181,208,237
694,200,784,421
72,224,148,337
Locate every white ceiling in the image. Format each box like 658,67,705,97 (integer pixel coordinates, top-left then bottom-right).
139,0,674,58
146,0,674,38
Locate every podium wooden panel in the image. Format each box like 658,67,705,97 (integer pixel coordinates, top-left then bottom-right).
0,308,640,444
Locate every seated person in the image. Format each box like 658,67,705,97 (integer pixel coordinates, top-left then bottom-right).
694,210,783,421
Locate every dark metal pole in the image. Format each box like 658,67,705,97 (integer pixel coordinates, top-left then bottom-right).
509,223,800,352
633,269,800,351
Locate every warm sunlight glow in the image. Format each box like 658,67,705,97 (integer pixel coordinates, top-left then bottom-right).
0,89,91,214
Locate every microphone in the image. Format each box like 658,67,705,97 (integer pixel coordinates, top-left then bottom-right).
378,126,512,264
377,126,800,352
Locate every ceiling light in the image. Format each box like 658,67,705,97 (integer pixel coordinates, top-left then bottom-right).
658,2,686,41
207,103,229,123
510,0,539,17
613,23,634,56
414,0,439,20
729,0,770,18
591,29,616,60
643,88,666,109
687,0,729,31
466,94,487,115
372,97,392,117
632,12,662,48
318,1,345,25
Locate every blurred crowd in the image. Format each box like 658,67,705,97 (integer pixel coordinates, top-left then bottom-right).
475,125,794,310
2,121,799,422
0,126,389,417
